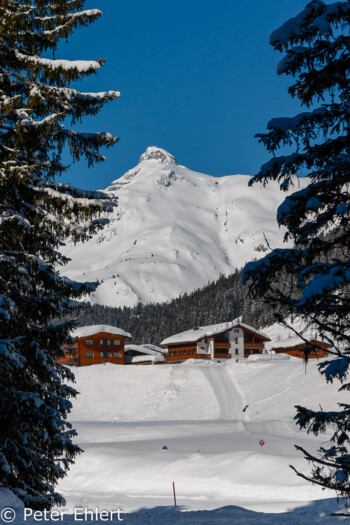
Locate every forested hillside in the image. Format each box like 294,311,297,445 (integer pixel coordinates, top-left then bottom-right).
73,269,277,345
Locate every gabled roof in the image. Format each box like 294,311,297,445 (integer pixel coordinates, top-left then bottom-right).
161,321,269,346
71,324,132,340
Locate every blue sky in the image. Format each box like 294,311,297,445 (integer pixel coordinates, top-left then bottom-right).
59,0,308,190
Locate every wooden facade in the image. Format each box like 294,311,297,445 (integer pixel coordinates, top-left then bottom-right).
242,327,268,358
57,329,131,367
272,340,331,359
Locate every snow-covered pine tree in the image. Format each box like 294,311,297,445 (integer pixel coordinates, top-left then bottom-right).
243,0,350,503
0,0,119,510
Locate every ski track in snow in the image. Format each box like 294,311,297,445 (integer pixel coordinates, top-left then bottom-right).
201,364,244,420
202,364,303,440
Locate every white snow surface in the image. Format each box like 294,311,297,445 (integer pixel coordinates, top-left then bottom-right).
62,147,309,308
247,353,290,362
0,488,24,510
71,324,132,339
11,358,349,523
34,358,347,523
161,321,269,346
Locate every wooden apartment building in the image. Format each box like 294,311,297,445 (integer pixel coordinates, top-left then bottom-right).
161,321,271,362
57,325,132,367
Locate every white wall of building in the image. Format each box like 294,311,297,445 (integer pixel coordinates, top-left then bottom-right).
208,338,215,360
197,340,209,355
228,328,244,361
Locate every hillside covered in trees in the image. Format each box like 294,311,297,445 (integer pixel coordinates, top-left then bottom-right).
73,269,277,345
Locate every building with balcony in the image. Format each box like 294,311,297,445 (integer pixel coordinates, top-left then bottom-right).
56,325,132,366
161,321,270,362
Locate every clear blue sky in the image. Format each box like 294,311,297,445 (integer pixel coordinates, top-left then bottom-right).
58,0,308,191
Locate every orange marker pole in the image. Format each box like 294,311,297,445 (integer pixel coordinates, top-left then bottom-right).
173,482,177,506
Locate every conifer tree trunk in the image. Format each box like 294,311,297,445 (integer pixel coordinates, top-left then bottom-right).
0,0,119,509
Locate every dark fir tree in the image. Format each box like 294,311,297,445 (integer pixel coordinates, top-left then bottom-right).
243,0,350,505
0,0,119,510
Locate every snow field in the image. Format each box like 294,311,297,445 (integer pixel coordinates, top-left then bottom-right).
53,358,348,517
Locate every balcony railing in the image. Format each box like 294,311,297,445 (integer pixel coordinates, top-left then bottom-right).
56,356,75,365
166,354,211,362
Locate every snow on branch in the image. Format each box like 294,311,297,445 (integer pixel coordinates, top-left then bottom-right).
268,107,329,131
34,8,102,24
0,294,16,321
296,265,350,307
33,178,117,202
253,153,299,181
29,184,116,213
319,357,350,384
270,1,349,48
15,50,103,73
61,276,98,294
11,109,61,130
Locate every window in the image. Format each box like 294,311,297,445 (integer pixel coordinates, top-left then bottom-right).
235,338,239,344
86,339,93,346
100,340,111,346
101,352,111,358
86,352,94,358
114,340,121,346
114,351,121,358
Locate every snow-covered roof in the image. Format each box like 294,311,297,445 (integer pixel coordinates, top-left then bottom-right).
161,321,269,346
125,355,165,364
71,325,132,340
125,344,166,356
142,344,167,354
263,317,331,351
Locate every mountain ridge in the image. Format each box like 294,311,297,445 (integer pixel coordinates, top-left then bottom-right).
62,147,308,308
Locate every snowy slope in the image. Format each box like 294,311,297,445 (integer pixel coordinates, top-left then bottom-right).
62,147,308,307
54,359,347,517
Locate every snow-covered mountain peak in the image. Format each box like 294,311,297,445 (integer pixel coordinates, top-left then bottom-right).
107,147,180,191
138,146,177,165
63,149,309,308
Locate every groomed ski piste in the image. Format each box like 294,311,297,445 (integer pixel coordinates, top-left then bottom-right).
6,357,349,524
